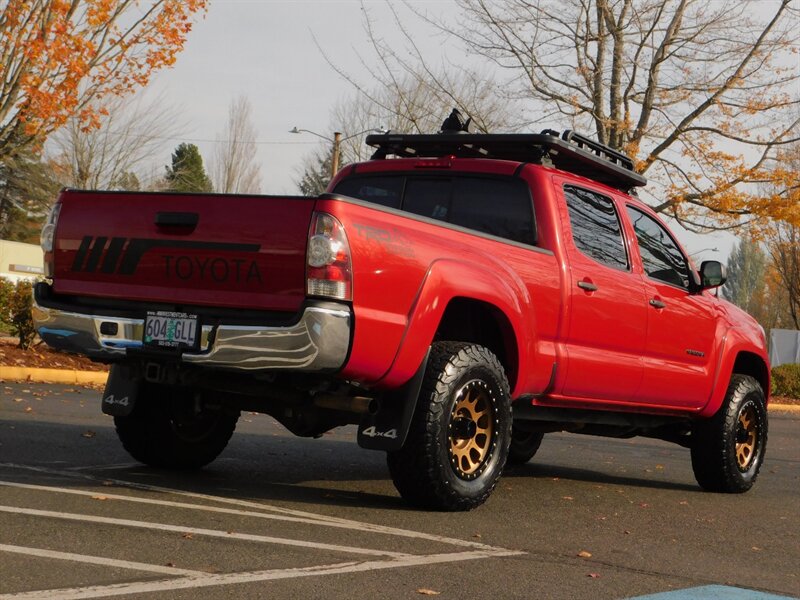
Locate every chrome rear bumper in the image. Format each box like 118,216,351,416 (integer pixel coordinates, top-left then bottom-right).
33,291,351,372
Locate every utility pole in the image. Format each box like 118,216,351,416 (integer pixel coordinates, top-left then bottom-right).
331,132,342,178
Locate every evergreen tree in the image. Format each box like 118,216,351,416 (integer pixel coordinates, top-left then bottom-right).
165,143,212,193
296,149,334,197
0,150,60,242
112,171,141,191
723,238,767,321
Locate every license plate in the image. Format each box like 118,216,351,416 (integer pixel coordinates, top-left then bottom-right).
143,311,198,349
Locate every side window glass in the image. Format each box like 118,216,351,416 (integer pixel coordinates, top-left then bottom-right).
332,176,403,209
564,185,628,269
451,178,536,245
626,207,691,289
403,179,452,220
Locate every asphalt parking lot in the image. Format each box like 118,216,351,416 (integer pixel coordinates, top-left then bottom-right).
0,383,798,599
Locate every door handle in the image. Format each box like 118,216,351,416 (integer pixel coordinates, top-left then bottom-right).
649,298,666,309
577,281,598,292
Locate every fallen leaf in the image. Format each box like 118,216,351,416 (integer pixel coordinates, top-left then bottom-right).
81,430,96,438
13,398,23,403
679,501,689,506
587,573,601,579
473,533,482,538
416,589,441,596
562,496,574,501
639,503,650,508
92,495,108,501
182,533,194,540
577,550,592,558
24,407,33,413
624,530,631,535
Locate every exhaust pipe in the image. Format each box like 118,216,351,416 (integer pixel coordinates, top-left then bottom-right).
313,395,380,415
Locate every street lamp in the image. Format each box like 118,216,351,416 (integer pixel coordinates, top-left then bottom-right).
289,127,386,178
689,247,719,258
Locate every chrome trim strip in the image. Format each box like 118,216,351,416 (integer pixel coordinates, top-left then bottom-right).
32,302,351,372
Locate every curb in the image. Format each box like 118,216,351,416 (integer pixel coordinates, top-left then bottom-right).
0,366,108,385
1,366,800,412
769,403,800,413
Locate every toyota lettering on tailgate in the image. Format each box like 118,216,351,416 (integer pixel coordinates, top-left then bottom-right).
70,237,263,285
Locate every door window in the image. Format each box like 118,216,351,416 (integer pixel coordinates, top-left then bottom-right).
626,207,691,289
563,185,628,269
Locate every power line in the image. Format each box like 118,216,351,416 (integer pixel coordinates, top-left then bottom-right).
96,129,323,146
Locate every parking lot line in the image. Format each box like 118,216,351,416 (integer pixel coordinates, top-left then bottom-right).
0,544,201,577
0,463,505,551
0,548,524,600
0,479,398,530
0,505,410,558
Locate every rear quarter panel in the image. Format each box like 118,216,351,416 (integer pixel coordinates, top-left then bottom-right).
317,195,562,396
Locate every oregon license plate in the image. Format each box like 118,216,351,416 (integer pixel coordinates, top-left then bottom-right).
143,311,198,349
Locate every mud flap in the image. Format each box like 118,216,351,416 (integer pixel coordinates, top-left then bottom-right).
101,365,139,417
357,348,429,451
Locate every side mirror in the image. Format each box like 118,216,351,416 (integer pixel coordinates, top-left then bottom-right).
699,260,726,290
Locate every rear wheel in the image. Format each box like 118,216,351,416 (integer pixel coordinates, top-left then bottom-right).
114,383,239,470
387,342,512,511
506,427,544,465
690,374,767,493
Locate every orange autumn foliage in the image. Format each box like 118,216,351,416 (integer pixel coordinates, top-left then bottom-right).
0,0,207,159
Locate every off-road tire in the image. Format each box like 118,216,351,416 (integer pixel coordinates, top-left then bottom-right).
386,342,512,511
690,374,767,493
506,427,544,465
114,383,239,470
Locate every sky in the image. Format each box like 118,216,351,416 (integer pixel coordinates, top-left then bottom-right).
142,1,441,194
138,0,735,261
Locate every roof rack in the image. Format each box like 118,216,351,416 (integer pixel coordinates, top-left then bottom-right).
365,129,646,190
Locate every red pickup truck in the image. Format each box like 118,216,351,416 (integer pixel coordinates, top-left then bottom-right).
33,125,770,511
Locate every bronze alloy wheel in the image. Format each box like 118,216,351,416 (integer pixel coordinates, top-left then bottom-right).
736,401,759,471
448,379,495,479
690,374,767,493
386,342,512,510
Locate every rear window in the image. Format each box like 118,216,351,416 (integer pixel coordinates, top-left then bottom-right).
332,176,403,209
333,174,536,245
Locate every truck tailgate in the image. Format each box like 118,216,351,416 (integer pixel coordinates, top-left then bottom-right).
52,190,315,312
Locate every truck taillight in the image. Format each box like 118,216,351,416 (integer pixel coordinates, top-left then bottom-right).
40,202,61,277
306,212,352,301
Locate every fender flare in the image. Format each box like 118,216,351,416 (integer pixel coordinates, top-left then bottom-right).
374,258,532,394
701,327,770,418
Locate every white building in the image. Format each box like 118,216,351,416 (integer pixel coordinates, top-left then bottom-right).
0,239,44,282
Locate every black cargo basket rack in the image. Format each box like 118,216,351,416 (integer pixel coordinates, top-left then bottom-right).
365,130,646,192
